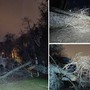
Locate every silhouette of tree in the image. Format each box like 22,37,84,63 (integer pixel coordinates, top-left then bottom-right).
38,0,48,65
4,33,16,57
16,0,48,66
0,0,48,78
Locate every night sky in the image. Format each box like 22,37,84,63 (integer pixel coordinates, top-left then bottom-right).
0,0,42,41
50,0,90,10
63,45,90,59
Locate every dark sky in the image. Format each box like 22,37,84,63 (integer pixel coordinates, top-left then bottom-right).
0,0,42,41
63,45,90,59
50,0,90,10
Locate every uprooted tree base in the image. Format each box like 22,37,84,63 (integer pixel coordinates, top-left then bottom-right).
50,8,90,43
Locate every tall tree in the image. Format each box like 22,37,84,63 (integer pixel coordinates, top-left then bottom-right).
38,0,48,65
16,0,48,65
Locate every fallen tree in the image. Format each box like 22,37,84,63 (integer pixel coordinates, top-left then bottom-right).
0,60,48,80
0,61,31,79
50,7,90,31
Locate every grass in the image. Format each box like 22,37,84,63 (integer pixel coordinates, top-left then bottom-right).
0,78,48,90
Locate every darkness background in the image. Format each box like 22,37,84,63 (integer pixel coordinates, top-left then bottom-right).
50,0,90,10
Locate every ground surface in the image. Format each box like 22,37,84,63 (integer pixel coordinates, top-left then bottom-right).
0,78,48,90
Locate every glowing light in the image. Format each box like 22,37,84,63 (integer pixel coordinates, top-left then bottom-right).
11,48,22,63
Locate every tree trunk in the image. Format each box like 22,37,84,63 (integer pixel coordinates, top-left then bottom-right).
0,61,31,79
